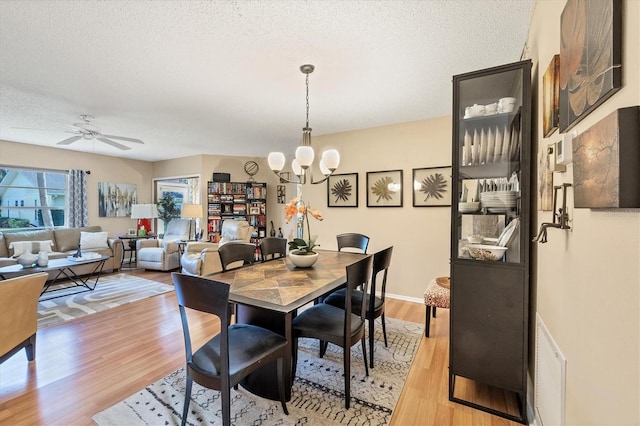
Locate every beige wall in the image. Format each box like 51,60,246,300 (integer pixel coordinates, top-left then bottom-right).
527,1,640,425
0,140,154,236
301,116,452,300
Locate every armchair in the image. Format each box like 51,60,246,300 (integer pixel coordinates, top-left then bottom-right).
181,219,254,277
137,219,191,271
0,272,48,364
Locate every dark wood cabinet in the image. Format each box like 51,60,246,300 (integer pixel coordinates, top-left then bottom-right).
449,60,532,424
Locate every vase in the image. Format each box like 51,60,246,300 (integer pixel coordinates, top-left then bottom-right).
17,252,38,268
289,251,319,268
37,251,49,267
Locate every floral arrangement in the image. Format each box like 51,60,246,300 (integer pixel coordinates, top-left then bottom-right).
285,198,323,255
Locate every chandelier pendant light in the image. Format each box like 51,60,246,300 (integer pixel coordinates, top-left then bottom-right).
268,64,340,184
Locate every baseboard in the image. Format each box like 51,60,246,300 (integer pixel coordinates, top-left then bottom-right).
385,292,423,304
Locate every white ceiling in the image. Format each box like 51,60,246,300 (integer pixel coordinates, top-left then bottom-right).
0,0,535,162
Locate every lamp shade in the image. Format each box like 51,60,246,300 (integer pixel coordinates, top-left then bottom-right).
131,204,158,219
181,204,203,219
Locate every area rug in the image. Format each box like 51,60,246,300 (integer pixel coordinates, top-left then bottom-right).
93,317,423,426
37,273,174,328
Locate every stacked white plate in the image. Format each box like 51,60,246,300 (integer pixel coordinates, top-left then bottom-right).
480,190,518,212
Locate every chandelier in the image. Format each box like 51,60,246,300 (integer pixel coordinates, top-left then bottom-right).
267,64,340,184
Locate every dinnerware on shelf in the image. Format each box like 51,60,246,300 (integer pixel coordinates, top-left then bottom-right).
498,97,517,113
497,218,519,247
458,201,480,213
467,244,508,261
467,235,483,244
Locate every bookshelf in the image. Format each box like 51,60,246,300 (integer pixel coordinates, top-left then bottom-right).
207,181,267,244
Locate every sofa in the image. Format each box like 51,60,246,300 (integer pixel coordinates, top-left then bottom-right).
136,219,191,271
181,219,254,277
0,226,124,277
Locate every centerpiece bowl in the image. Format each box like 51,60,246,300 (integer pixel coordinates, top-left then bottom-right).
289,250,319,268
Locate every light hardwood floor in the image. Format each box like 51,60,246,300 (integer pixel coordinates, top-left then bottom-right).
0,269,521,425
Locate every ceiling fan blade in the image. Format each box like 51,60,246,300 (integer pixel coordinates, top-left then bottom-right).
57,135,82,145
97,137,131,151
102,134,144,144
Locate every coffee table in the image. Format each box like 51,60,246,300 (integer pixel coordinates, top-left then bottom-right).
0,255,109,301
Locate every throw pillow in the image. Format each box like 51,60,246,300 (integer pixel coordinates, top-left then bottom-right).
8,240,51,257
9,241,35,257
33,240,54,253
80,231,109,250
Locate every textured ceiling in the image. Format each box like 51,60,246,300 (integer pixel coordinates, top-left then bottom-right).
0,0,535,162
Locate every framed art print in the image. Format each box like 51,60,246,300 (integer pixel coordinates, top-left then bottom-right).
412,166,451,207
366,170,403,207
559,0,622,132
327,173,358,207
543,54,560,137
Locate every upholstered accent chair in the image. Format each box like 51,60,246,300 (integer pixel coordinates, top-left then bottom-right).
0,272,48,364
181,219,254,277
137,219,191,271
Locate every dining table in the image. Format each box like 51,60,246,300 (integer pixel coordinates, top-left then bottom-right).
212,249,367,401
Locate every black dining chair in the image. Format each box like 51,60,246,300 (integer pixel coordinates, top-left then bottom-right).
172,273,289,426
218,242,256,271
324,246,393,368
260,237,287,262
292,255,373,409
336,232,370,253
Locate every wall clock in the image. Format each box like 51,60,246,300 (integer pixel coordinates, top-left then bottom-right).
244,161,259,181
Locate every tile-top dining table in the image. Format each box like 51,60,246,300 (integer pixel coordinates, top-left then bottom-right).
211,249,367,401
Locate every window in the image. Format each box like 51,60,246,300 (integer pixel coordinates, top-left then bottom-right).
0,167,68,231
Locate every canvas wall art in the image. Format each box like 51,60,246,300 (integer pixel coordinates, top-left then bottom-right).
543,54,560,137
98,182,137,217
559,0,622,132
537,146,553,211
572,107,640,208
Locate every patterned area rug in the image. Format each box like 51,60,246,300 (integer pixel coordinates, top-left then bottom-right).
38,273,174,328
93,317,423,426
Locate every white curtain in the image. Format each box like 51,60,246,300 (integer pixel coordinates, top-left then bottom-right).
68,169,89,227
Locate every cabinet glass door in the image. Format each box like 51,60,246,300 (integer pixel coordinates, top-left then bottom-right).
453,65,528,265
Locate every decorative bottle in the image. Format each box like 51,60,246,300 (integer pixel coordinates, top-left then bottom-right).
73,244,82,258
278,228,283,238
270,221,276,237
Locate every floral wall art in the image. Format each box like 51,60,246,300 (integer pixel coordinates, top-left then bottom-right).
366,170,403,207
327,173,358,207
559,0,622,132
412,166,451,207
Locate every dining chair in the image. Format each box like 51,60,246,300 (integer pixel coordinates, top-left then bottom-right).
218,241,256,271
324,246,393,368
259,237,287,262
172,273,289,426
292,255,373,409
336,232,370,253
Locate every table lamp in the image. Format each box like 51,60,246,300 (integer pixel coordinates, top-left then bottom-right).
131,204,158,236
181,204,203,240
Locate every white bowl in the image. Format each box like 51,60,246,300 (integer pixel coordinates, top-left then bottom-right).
467,235,483,244
467,244,507,261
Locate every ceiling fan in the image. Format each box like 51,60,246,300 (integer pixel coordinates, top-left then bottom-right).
57,115,144,151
